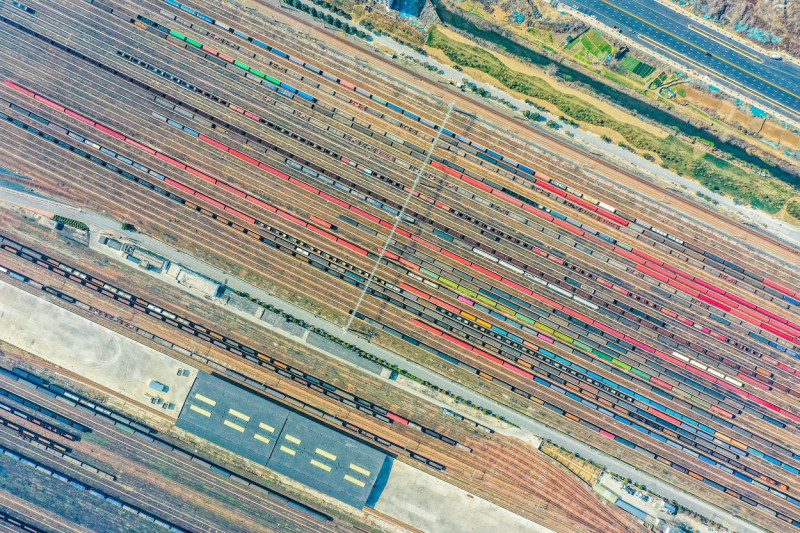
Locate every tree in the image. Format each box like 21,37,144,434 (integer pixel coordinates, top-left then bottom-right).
546,120,559,129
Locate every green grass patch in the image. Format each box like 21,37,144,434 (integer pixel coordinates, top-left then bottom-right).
603,71,638,90
573,49,591,65
426,26,794,212
618,55,640,71
458,0,488,18
565,35,580,50
632,61,656,78
580,29,612,58
619,55,655,78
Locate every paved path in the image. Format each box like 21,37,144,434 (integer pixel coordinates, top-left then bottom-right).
0,187,769,532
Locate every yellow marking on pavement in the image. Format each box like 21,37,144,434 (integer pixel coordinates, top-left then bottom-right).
598,0,800,100
344,475,366,487
280,445,296,456
189,404,211,417
259,422,275,433
638,35,798,116
285,434,301,445
223,420,245,432
310,459,332,472
349,464,371,476
227,408,250,422
687,24,762,63
315,448,337,461
194,393,216,406
254,433,271,444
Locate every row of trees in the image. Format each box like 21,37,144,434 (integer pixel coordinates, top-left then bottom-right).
309,0,351,19
229,288,515,426
284,0,371,40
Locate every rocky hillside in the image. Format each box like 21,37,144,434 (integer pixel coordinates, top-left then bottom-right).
672,0,799,56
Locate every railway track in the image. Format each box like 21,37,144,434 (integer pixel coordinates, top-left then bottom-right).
0,260,635,532
0,1,798,530
0,245,638,532
0,374,341,532
261,0,800,265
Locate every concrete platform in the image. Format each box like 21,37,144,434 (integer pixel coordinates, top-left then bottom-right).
372,460,554,533
0,281,196,413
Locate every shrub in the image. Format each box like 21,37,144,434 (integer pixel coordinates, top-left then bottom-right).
53,215,90,232
787,201,800,221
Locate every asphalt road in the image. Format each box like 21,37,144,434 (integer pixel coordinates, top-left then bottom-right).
567,0,800,120
0,187,768,533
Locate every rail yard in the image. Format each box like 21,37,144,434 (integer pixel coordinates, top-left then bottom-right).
0,0,798,532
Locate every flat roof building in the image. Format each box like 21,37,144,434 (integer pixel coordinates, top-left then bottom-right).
176,372,390,508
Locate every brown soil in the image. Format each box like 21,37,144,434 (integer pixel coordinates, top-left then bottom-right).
760,121,800,151
683,87,763,131
681,86,800,160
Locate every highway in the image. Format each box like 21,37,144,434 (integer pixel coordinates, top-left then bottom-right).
567,0,800,120
0,187,769,533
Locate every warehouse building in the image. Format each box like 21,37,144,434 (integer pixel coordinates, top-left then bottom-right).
177,372,391,508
